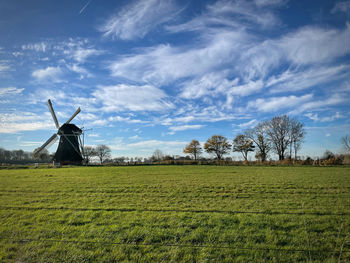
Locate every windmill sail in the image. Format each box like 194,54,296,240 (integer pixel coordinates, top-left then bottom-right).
34,133,58,156
65,107,81,124
47,99,60,129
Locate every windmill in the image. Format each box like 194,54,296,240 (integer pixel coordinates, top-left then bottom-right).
34,99,84,165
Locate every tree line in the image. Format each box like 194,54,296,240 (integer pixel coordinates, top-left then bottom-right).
0,148,39,163
1,115,350,165
184,115,306,162
83,145,111,164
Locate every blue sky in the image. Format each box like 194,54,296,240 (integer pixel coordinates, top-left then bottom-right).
0,0,349,159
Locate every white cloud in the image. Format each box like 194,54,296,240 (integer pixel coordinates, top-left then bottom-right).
67,64,92,78
100,0,180,40
304,113,319,121
88,133,100,137
331,1,350,14
22,42,48,52
93,84,174,112
0,112,52,134
229,80,264,96
18,141,44,147
305,112,343,122
21,39,104,65
32,66,64,83
127,140,186,148
108,115,147,124
168,124,205,134
279,25,350,65
172,115,196,123
180,72,239,99
28,89,68,105
109,30,250,85
267,65,350,93
110,138,188,156
72,48,104,63
0,64,10,74
154,105,247,126
129,135,141,140
12,52,23,57
237,119,258,128
167,0,282,33
254,0,287,7
90,119,108,126
238,40,282,79
319,112,343,122
289,94,348,114
248,94,313,112
207,0,281,28
77,112,98,121
0,87,24,97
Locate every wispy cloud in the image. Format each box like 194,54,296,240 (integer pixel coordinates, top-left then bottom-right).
22,42,48,52
247,94,313,112
79,0,93,15
108,115,148,124
110,138,188,156
32,66,64,83
180,72,239,100
267,64,350,93
167,0,283,33
289,94,348,114
93,84,174,112
0,87,24,97
28,88,69,105
72,47,104,63
100,0,180,40
0,63,11,75
108,30,250,85
236,119,258,128
21,39,104,64
67,64,92,78
331,1,350,14
305,112,343,122
279,25,350,65
206,0,282,28
0,112,52,134
168,124,205,135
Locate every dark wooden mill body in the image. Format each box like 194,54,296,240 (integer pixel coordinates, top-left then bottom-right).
54,124,83,165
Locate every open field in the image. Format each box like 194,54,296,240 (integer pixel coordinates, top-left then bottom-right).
0,166,349,262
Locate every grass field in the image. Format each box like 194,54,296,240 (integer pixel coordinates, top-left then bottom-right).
0,165,349,262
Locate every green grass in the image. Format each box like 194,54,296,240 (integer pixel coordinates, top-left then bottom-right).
0,165,349,262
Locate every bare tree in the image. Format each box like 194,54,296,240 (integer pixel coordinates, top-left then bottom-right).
204,135,231,160
94,144,111,164
342,135,350,152
245,121,271,162
13,150,24,160
290,118,306,159
183,140,202,161
266,115,291,161
152,149,164,162
232,134,255,161
83,146,96,164
114,156,126,164
33,148,50,161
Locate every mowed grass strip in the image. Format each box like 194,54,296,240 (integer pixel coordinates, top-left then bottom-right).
0,166,349,262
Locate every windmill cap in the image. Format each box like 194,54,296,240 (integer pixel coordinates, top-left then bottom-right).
58,123,82,135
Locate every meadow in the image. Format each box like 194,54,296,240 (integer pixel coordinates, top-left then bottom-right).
0,165,349,262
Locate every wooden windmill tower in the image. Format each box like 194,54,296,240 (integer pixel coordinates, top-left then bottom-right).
34,99,84,165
